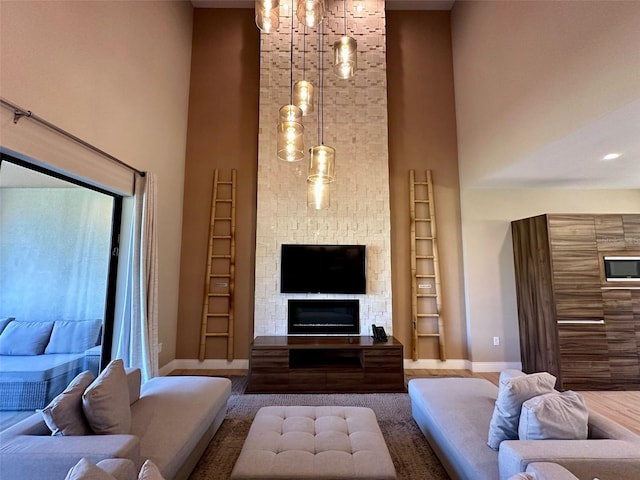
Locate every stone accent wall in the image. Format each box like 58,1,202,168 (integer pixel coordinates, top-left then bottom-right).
254,0,391,336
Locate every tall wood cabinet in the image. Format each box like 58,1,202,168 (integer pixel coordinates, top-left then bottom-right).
511,214,640,390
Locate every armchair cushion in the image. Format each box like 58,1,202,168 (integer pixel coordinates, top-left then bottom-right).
45,320,102,354
0,321,54,355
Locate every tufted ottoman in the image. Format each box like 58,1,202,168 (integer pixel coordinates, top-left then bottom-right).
230,405,397,479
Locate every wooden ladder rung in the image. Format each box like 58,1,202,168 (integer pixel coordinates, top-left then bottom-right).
409,169,446,362
200,168,237,362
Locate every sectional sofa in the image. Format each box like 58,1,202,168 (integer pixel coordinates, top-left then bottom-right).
408,371,640,480
0,361,232,480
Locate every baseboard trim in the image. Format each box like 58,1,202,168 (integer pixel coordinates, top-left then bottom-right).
160,358,522,376
159,359,249,376
470,361,522,373
403,359,471,370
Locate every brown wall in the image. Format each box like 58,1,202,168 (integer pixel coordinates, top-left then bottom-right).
177,9,466,362
386,11,467,360
176,9,259,360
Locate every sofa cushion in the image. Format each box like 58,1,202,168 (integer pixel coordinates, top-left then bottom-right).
65,458,117,480
138,460,165,480
45,319,102,354
83,359,131,434
487,371,556,450
0,317,15,335
519,391,588,441
0,320,54,355
42,370,96,436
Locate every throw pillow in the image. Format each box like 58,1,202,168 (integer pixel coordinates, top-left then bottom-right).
0,317,15,335
487,371,556,450
83,359,132,434
519,390,588,441
0,320,54,355
42,370,95,436
64,458,116,480
138,460,166,480
45,319,102,354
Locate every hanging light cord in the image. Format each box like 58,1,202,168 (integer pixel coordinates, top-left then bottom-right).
302,24,306,78
289,0,294,104
343,0,347,36
318,21,324,145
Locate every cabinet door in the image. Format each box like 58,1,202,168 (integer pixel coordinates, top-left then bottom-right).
548,215,603,319
558,323,610,390
603,289,640,389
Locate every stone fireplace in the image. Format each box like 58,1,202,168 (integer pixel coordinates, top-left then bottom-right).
254,1,391,337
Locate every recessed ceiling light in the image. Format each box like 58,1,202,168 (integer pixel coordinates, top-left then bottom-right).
355,4,364,13
602,153,621,161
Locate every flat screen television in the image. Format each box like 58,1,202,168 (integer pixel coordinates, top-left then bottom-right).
280,244,366,294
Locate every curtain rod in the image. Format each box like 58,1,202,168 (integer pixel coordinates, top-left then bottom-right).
0,97,145,177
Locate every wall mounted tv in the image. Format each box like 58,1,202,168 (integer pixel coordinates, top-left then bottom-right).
280,244,366,294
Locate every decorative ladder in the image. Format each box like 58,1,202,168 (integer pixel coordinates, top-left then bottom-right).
199,169,237,361
409,170,446,361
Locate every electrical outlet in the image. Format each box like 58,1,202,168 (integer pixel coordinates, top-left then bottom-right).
158,342,163,353
418,284,432,289
493,336,500,346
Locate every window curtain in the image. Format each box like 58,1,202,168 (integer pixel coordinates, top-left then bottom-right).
115,172,158,381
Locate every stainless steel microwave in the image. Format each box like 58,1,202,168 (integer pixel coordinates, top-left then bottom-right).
604,256,640,281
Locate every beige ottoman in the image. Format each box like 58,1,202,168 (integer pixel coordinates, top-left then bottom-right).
230,406,397,479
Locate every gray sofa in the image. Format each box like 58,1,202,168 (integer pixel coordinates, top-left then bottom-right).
0,368,232,480
0,318,102,410
408,375,640,480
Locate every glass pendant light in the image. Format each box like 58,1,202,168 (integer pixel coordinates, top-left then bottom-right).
293,26,315,116
277,0,304,162
296,0,324,28
255,0,280,33
308,21,335,184
307,179,330,210
333,0,357,79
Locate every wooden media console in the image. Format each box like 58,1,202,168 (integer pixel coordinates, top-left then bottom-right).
247,335,405,393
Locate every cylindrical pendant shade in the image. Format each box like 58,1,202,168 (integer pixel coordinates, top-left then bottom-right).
255,0,280,33
293,80,315,116
296,0,324,28
307,145,335,183
333,36,357,79
277,121,305,162
279,104,302,124
307,180,330,210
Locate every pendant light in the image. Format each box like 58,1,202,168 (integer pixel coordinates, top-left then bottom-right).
255,0,280,33
296,0,324,28
333,0,357,79
308,22,335,185
293,25,315,116
307,178,330,209
277,1,305,162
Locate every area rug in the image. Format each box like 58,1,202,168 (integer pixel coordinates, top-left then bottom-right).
189,376,449,480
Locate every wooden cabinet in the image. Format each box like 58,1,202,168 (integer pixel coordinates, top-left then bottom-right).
511,214,640,390
247,336,405,393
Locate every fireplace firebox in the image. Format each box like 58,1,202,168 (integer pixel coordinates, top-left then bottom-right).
288,299,360,335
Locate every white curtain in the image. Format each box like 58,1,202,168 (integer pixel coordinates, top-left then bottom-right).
115,172,159,381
